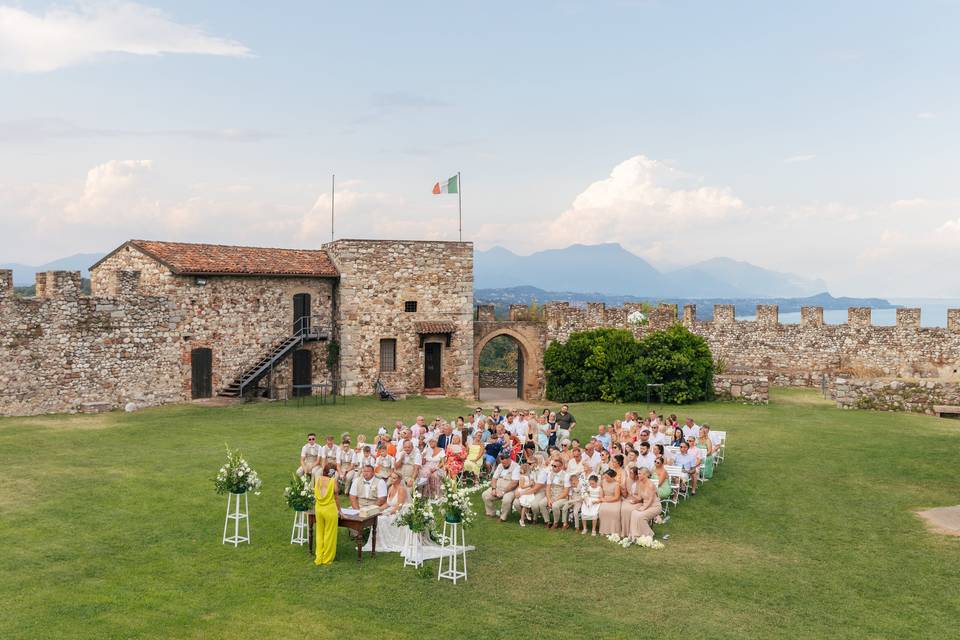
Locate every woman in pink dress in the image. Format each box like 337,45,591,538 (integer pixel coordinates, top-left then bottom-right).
445,434,467,478
419,438,446,498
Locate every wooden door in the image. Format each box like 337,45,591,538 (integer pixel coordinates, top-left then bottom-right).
293,293,311,334
191,348,212,399
424,343,442,389
292,349,312,397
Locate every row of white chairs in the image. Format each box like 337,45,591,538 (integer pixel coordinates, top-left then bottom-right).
660,431,726,515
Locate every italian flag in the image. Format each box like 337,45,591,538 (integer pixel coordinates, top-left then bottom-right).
432,175,458,194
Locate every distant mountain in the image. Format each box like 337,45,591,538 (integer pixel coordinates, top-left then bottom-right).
475,243,828,298
474,285,896,319
1,253,105,286
667,257,828,298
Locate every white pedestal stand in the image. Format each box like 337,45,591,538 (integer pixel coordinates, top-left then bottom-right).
290,510,308,545
402,528,423,568
437,519,467,583
222,492,250,546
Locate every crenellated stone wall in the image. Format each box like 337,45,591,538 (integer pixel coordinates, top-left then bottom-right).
540,302,960,386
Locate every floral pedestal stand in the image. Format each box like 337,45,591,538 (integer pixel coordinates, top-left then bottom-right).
290,510,308,545
222,492,250,546
437,516,467,583
402,528,423,568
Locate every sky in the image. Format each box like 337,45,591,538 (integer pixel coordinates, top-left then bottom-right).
0,1,958,297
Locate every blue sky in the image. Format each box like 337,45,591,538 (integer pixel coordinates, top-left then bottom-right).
1,1,958,296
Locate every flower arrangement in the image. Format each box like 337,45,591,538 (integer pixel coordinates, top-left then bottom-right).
283,473,314,511
213,446,263,496
432,477,485,526
395,493,436,533
607,532,664,550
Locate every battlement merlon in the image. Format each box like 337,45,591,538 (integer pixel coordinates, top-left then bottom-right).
0,270,11,298
35,271,82,299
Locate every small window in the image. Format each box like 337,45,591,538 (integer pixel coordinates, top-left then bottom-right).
380,339,396,372
404,300,418,313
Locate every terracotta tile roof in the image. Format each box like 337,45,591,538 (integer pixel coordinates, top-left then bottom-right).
415,321,457,334
120,240,339,277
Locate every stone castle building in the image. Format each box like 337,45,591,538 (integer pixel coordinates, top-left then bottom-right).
2,237,960,416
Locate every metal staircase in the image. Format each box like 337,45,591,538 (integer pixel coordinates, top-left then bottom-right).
218,316,326,398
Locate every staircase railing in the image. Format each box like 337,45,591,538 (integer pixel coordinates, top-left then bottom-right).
236,316,323,398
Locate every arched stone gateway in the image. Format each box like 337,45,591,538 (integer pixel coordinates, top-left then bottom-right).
473,305,545,400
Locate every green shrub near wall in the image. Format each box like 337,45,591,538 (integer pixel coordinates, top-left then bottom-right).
544,325,714,404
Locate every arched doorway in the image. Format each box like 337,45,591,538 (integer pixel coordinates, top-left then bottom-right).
477,334,522,401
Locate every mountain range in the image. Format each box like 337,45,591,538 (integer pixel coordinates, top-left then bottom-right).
6,243,828,300
2,253,103,286
475,243,829,298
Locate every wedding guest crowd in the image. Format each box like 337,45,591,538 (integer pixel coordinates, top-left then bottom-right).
297,405,723,560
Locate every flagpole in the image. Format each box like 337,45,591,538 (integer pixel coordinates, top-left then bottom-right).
457,171,462,242
331,173,335,243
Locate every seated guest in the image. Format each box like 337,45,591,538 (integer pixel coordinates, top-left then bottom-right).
419,437,445,497
482,453,521,522
374,443,394,482
580,474,601,535
620,466,643,534
682,417,700,440
299,432,321,477
697,425,716,480
445,434,467,478
566,446,585,477
636,442,655,472
598,469,623,535
396,440,422,489
545,458,571,529
515,463,536,527
336,437,357,490
675,440,700,495
562,473,584,532
670,427,685,447
362,471,410,553
596,424,612,450
356,445,376,473
321,435,338,475
462,433,485,479
349,464,387,509
653,456,673,508
628,467,661,539
483,432,503,472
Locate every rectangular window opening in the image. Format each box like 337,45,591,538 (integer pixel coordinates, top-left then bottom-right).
404,300,418,313
380,338,396,372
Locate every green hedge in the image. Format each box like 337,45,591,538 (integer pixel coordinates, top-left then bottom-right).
544,325,714,404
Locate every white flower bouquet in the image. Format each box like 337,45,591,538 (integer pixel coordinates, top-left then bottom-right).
283,472,314,511
395,494,436,533
432,476,484,526
213,446,263,496
607,533,665,550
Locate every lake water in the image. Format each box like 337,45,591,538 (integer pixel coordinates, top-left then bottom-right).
735,299,960,328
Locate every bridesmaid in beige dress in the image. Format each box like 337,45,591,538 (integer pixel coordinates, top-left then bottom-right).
629,467,662,539
619,466,644,534
597,469,623,535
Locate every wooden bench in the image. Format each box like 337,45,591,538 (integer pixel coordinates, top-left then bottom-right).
933,405,960,418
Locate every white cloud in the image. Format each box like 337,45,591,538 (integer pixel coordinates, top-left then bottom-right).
63,159,153,222
916,112,937,120
784,154,816,163
937,218,960,233
0,2,250,73
539,154,743,246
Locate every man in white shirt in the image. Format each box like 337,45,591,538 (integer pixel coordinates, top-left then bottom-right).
622,411,636,431
651,424,671,446
566,447,586,476
410,416,426,439
583,440,603,472
674,441,700,495
682,417,700,440
544,459,571,528
298,433,321,477
336,440,357,490
636,442,656,472
395,440,422,489
349,465,387,509
482,453,521,522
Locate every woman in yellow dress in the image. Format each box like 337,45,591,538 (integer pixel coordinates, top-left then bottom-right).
314,463,342,566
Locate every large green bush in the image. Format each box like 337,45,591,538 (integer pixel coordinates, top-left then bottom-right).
544,325,714,404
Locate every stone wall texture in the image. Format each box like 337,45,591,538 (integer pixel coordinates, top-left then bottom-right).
830,378,960,414
479,370,518,388
713,374,769,404
325,240,474,398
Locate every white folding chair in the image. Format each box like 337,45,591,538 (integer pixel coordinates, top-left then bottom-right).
665,464,687,502
713,431,726,464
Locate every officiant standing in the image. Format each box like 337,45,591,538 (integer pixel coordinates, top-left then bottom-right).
314,464,342,566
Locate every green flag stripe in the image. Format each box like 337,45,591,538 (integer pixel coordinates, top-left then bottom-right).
447,175,458,194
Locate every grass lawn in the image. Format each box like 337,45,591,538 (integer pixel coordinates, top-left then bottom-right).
2,389,959,639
